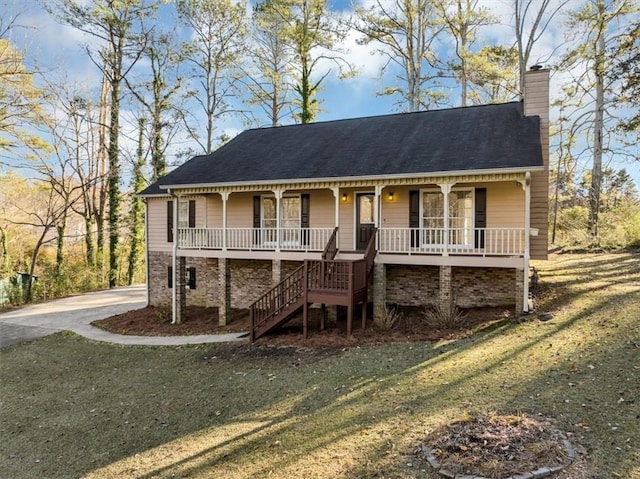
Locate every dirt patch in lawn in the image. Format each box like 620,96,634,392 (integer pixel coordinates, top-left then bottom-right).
92,304,515,347
422,412,574,478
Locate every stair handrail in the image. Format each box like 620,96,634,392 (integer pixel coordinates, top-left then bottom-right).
322,227,339,260
250,264,306,342
363,228,378,273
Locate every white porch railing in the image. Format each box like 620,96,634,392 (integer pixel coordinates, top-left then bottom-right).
378,227,525,256
178,227,335,252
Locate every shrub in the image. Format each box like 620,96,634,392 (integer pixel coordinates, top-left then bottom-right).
373,303,403,330
422,297,465,330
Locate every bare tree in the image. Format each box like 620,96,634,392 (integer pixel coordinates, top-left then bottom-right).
177,0,247,153
46,0,156,287
353,0,445,112
513,0,569,97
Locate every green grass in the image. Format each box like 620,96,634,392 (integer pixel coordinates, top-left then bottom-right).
1,252,639,479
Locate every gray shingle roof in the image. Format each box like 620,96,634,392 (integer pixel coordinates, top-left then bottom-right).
140,101,542,195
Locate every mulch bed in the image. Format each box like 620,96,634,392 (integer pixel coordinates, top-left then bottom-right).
91,304,514,347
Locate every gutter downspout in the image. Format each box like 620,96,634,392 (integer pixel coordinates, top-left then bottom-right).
144,199,150,307
169,189,179,324
523,172,531,313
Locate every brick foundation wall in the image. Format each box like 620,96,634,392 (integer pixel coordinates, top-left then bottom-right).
452,267,516,308
148,253,519,312
230,259,272,308
386,265,439,306
148,251,171,306
147,252,219,307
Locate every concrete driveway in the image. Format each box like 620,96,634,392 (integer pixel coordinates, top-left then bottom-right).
0,285,147,347
0,285,245,347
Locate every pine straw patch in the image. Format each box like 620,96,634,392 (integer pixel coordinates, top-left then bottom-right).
423,412,573,479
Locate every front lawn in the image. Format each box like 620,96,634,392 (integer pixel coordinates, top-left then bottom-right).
1,252,638,478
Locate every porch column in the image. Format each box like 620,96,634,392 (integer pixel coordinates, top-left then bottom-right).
170,190,179,324
272,259,283,285
221,191,229,251
519,173,531,313
438,183,453,256
374,185,382,249
439,265,452,309
330,187,339,249
372,263,386,322
218,258,232,325
274,188,283,252
176,256,186,324
515,268,525,313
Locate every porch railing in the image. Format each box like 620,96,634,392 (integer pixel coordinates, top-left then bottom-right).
378,227,525,256
178,227,335,252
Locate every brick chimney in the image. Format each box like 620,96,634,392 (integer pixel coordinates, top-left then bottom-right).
524,65,550,261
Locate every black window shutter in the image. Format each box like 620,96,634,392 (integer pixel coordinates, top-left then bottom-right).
188,267,196,289
474,188,487,249
301,194,310,245
253,195,261,245
409,190,419,247
188,200,196,228
168,266,173,288
167,200,174,243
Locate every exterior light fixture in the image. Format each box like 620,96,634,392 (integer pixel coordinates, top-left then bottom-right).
342,193,348,202
388,192,394,201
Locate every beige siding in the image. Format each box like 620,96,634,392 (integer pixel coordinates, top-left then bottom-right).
524,69,550,260
483,182,524,228
147,197,172,252
381,186,410,228
206,194,223,228
378,183,524,229
309,189,335,228
227,192,255,228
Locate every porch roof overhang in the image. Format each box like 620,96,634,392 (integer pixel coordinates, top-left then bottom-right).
146,166,542,196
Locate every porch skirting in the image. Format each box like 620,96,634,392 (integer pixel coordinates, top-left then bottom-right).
148,252,524,318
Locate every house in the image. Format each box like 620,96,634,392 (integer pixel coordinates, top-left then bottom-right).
139,67,549,340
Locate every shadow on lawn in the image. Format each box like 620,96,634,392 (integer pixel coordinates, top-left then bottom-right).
97,254,638,478
2,253,638,479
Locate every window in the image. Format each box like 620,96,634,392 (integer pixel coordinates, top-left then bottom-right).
253,194,310,247
448,190,473,246
261,196,277,243
167,266,196,289
281,196,301,245
167,199,195,243
186,267,196,290
421,189,473,246
179,199,195,229
358,194,374,225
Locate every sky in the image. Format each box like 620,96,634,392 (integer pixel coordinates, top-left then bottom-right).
2,0,639,186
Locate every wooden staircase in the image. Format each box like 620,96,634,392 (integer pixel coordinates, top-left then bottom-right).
250,228,377,342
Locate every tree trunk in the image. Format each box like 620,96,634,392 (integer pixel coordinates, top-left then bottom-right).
56,216,67,277
127,118,146,285
97,69,110,278
108,68,122,288
589,0,605,243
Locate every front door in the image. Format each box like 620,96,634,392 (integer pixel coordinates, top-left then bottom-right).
356,193,375,251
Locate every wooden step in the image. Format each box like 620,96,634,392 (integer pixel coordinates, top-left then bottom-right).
253,297,305,340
